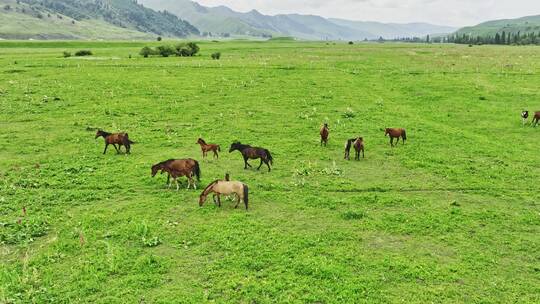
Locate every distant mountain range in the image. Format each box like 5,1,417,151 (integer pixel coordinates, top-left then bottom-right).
139,0,457,40
455,15,540,37
0,0,198,40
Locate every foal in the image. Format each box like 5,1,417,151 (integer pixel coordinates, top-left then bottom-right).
196,138,220,159
320,123,329,146
151,159,201,190
385,128,407,147
95,130,135,154
353,137,365,160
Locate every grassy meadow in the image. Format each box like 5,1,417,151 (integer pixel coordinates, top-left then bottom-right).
0,40,539,303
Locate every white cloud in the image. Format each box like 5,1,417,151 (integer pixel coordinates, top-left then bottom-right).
195,0,540,26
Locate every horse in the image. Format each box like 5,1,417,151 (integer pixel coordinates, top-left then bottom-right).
151,159,201,190
196,138,221,159
344,138,358,160
353,137,365,160
532,112,540,127
320,123,329,146
95,130,135,154
229,142,273,172
385,128,407,146
522,110,529,126
199,180,249,210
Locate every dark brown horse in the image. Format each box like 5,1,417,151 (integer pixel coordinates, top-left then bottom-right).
532,111,540,127
344,138,357,160
196,138,220,159
151,159,201,190
95,130,135,154
353,137,365,160
320,123,329,146
229,142,273,172
385,128,407,147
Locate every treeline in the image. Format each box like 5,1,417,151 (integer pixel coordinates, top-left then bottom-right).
448,31,540,45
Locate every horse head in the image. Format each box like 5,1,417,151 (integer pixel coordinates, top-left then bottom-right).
95,130,103,139
229,142,241,153
151,163,161,177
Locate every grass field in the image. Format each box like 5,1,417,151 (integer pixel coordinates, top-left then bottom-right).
1,40,539,303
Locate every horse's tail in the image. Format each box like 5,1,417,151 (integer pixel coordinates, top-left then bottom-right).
217,145,221,152
243,184,249,210
193,160,201,181
402,129,407,141
265,149,273,165
123,133,136,144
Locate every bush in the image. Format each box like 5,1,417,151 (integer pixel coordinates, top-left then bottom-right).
175,42,199,57
139,46,154,58
74,50,92,56
62,51,71,58
211,52,221,60
348,41,354,45
156,45,175,57
157,36,162,41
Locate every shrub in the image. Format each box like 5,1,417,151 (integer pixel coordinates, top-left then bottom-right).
62,51,71,58
139,46,154,58
175,42,199,57
156,45,175,57
74,50,92,56
157,36,162,41
348,41,354,45
211,52,221,60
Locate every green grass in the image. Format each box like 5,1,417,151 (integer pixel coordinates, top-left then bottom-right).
1,40,539,303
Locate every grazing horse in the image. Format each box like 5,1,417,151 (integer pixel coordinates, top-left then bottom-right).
95,130,135,154
151,159,201,190
320,123,329,146
199,180,249,210
196,138,220,159
385,128,407,147
229,142,273,172
353,137,365,160
522,110,529,126
532,111,540,127
344,138,358,160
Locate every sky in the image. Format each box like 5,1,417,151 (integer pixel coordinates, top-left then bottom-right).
195,0,540,27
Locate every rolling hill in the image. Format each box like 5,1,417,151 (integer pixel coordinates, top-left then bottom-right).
139,0,457,40
455,15,540,36
0,0,199,40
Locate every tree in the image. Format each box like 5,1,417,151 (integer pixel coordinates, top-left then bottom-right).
157,36,162,41
139,46,154,58
426,35,430,43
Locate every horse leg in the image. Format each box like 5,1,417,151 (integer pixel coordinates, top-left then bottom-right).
244,156,251,169
174,178,179,191
390,137,394,147
234,194,241,209
402,136,405,145
257,159,263,170
214,150,218,159
266,160,271,172
103,143,109,154
217,194,221,207
113,144,120,154
362,149,365,159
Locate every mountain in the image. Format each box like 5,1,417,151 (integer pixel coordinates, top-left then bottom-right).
0,0,198,40
139,0,457,40
454,15,540,36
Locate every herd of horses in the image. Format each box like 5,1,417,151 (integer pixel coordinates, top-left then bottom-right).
94,124,409,210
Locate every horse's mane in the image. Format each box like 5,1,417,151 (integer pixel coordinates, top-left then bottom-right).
198,138,207,144
98,130,111,137
202,180,220,195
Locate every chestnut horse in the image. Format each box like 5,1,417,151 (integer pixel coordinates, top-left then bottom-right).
229,142,273,172
353,137,365,160
385,128,407,146
320,123,329,146
95,130,135,154
196,138,220,159
151,159,201,190
532,111,540,127
199,180,248,210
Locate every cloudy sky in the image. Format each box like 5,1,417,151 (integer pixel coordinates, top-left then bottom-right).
196,0,540,27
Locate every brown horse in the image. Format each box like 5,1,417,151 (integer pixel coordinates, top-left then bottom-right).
532,111,540,127
199,180,248,210
95,130,135,154
229,142,273,172
385,128,407,147
151,159,201,190
320,123,329,146
353,137,365,160
344,138,357,160
196,138,220,159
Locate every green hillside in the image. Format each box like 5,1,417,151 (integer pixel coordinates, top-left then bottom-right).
0,0,199,40
456,15,540,36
